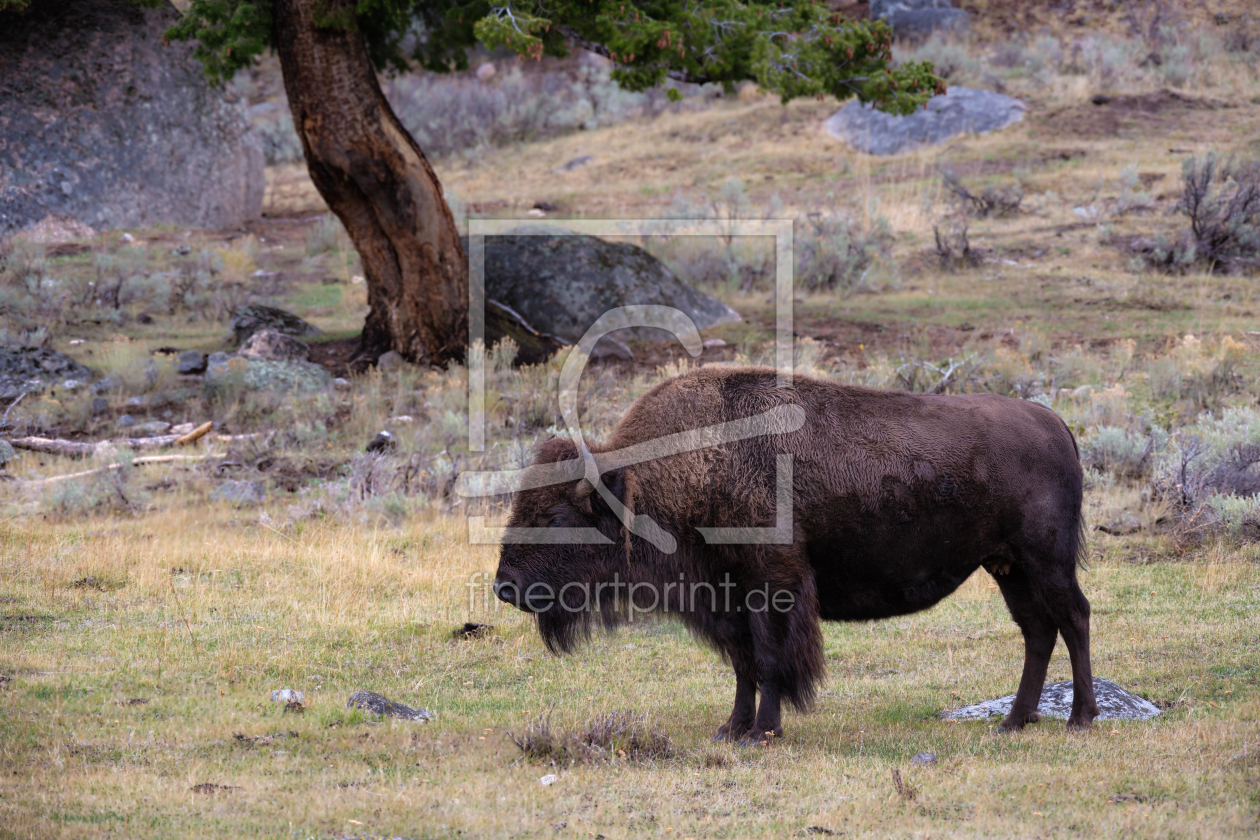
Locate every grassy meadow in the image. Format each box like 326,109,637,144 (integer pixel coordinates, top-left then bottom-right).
4,9,1260,838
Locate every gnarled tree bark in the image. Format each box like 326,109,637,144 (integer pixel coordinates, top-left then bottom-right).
272,0,466,367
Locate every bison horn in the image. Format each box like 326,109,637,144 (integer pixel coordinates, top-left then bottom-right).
574,477,596,498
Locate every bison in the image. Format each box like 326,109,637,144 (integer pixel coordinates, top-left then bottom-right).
493,366,1098,743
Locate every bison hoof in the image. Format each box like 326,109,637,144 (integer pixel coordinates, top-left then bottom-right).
997,711,1040,732
713,722,754,743
1066,714,1096,731
735,729,781,747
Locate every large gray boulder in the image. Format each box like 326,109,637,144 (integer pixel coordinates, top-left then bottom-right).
871,0,970,43
0,0,263,238
0,347,93,398
475,227,741,355
825,87,1026,156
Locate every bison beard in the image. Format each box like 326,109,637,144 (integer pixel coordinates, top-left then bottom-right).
495,366,1099,744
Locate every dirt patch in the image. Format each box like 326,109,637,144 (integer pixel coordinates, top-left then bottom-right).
1035,90,1225,141
307,336,363,377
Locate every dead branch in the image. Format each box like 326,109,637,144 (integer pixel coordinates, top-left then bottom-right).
176,421,214,446
27,453,222,485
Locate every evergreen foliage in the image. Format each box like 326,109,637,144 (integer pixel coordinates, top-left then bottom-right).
164,0,942,113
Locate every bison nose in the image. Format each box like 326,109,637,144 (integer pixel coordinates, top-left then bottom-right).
493,576,520,607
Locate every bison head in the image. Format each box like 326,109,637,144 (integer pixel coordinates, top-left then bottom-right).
493,437,631,653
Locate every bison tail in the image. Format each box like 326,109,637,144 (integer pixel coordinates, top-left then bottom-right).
1071,505,1088,571
759,571,826,713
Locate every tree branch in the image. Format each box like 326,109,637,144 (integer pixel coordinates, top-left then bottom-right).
553,25,721,85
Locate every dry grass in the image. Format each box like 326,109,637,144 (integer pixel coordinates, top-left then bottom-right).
0,508,1257,838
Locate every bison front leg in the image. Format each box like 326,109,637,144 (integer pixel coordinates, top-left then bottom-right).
713,654,758,743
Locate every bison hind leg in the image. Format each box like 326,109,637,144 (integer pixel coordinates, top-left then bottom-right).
992,564,1059,733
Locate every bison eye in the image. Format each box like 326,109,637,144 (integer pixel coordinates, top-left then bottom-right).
546,514,564,527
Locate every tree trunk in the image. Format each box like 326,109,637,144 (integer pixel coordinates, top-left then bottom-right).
272,0,466,367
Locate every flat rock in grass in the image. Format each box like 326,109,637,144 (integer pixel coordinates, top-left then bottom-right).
204,353,332,396
0,347,93,398
940,678,1161,722
470,226,742,355
347,690,432,722
0,439,15,467
231,304,322,345
825,87,1026,156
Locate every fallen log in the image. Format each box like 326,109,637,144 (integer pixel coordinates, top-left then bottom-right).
9,422,232,458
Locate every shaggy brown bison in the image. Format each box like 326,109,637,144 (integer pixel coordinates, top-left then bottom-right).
493,366,1098,743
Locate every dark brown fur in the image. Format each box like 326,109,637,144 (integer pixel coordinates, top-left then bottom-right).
494,366,1098,743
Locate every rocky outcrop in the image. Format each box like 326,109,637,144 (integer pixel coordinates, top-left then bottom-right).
825,87,1026,156
871,0,970,43
0,347,93,398
0,0,263,237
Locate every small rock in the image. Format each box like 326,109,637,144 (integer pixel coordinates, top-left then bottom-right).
115,414,137,428
0,439,15,467
333,377,351,390
475,61,496,81
90,377,117,396
120,232,135,243
540,774,557,786
177,350,207,375
271,688,305,705
190,783,239,794
366,430,397,454
91,397,109,416
126,395,150,408
454,622,493,639
210,480,266,506
239,329,311,362
389,415,415,424
169,422,197,435
59,379,83,392
555,154,593,173
346,690,432,721
910,752,937,766
702,338,727,349
132,420,171,436
376,350,404,372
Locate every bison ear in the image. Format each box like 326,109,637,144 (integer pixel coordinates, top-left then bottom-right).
591,467,628,520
